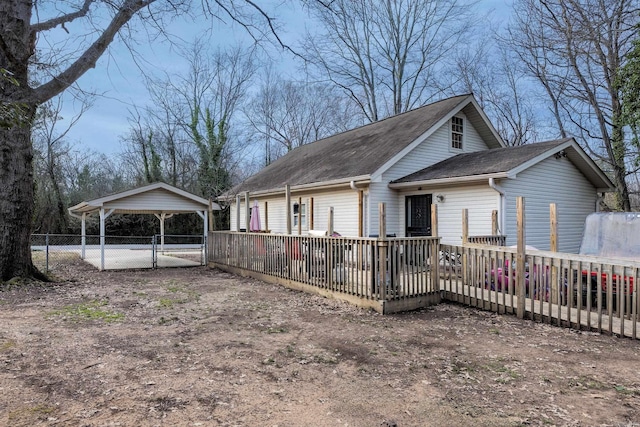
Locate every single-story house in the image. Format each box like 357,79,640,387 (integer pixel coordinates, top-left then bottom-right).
226,94,613,253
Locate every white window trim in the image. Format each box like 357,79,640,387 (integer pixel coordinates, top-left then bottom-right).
450,115,464,152
293,202,307,228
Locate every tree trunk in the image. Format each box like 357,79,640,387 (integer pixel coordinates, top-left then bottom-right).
0,105,40,281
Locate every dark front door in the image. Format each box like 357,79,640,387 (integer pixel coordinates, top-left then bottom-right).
406,195,432,236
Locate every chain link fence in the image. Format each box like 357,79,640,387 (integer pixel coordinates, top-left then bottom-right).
31,234,206,272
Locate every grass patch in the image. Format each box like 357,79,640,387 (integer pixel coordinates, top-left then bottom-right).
568,376,607,390
482,359,521,384
266,327,288,334
0,339,16,352
8,404,56,422
158,297,181,309
49,300,124,323
614,384,639,395
156,281,200,309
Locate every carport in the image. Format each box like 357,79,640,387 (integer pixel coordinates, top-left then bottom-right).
68,182,221,270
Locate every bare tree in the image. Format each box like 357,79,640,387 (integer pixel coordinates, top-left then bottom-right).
0,0,295,280
246,68,358,164
146,41,257,199
508,0,639,211
302,0,478,122
32,96,92,233
456,41,540,146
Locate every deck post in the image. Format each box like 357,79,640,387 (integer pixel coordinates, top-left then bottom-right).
516,197,526,319
298,197,303,235
462,209,469,243
461,209,468,287
431,204,438,238
431,204,439,290
378,203,388,301
328,207,334,235
550,203,558,303
235,194,241,231
244,191,250,232
285,185,292,235
208,199,215,231
358,191,363,237
492,210,498,236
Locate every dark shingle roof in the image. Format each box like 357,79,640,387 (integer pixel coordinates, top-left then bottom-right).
392,139,571,183
232,94,478,194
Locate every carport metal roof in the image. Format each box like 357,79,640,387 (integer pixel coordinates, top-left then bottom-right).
68,182,221,270
68,182,220,215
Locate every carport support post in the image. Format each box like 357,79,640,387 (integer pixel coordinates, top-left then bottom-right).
100,207,105,271
154,213,166,251
81,213,86,259
516,197,526,319
99,208,115,271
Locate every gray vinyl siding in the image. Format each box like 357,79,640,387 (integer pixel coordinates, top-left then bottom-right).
396,185,498,244
368,113,493,237
232,197,288,233
310,190,360,236
367,181,398,237
502,156,597,253
230,190,360,236
382,112,490,183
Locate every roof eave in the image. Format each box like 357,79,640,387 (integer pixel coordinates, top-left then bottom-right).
508,138,615,191
223,176,372,200
389,172,509,189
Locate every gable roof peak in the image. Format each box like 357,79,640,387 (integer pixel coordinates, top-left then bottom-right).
230,93,493,195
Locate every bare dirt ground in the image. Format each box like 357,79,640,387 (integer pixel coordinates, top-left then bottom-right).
1,257,640,427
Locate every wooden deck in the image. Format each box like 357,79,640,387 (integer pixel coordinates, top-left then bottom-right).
440,273,639,340
209,232,640,338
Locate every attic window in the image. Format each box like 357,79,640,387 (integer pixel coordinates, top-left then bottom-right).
451,116,464,150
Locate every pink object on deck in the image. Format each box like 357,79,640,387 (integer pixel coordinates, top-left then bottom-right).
249,201,261,232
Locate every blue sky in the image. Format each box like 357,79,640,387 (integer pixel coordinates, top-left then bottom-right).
53,0,512,157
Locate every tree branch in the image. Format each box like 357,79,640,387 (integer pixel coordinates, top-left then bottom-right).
31,0,95,33
31,0,155,105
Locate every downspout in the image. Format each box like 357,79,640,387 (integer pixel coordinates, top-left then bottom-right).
489,178,505,236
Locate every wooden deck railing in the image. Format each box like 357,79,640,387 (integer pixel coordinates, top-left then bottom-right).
208,232,441,313
440,243,640,339
208,232,640,338
467,235,507,246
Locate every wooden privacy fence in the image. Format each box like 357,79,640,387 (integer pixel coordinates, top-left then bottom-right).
208,231,441,313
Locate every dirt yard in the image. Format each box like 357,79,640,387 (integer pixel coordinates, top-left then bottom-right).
1,257,639,427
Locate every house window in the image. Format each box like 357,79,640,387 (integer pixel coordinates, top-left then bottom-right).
293,202,306,227
451,116,464,150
